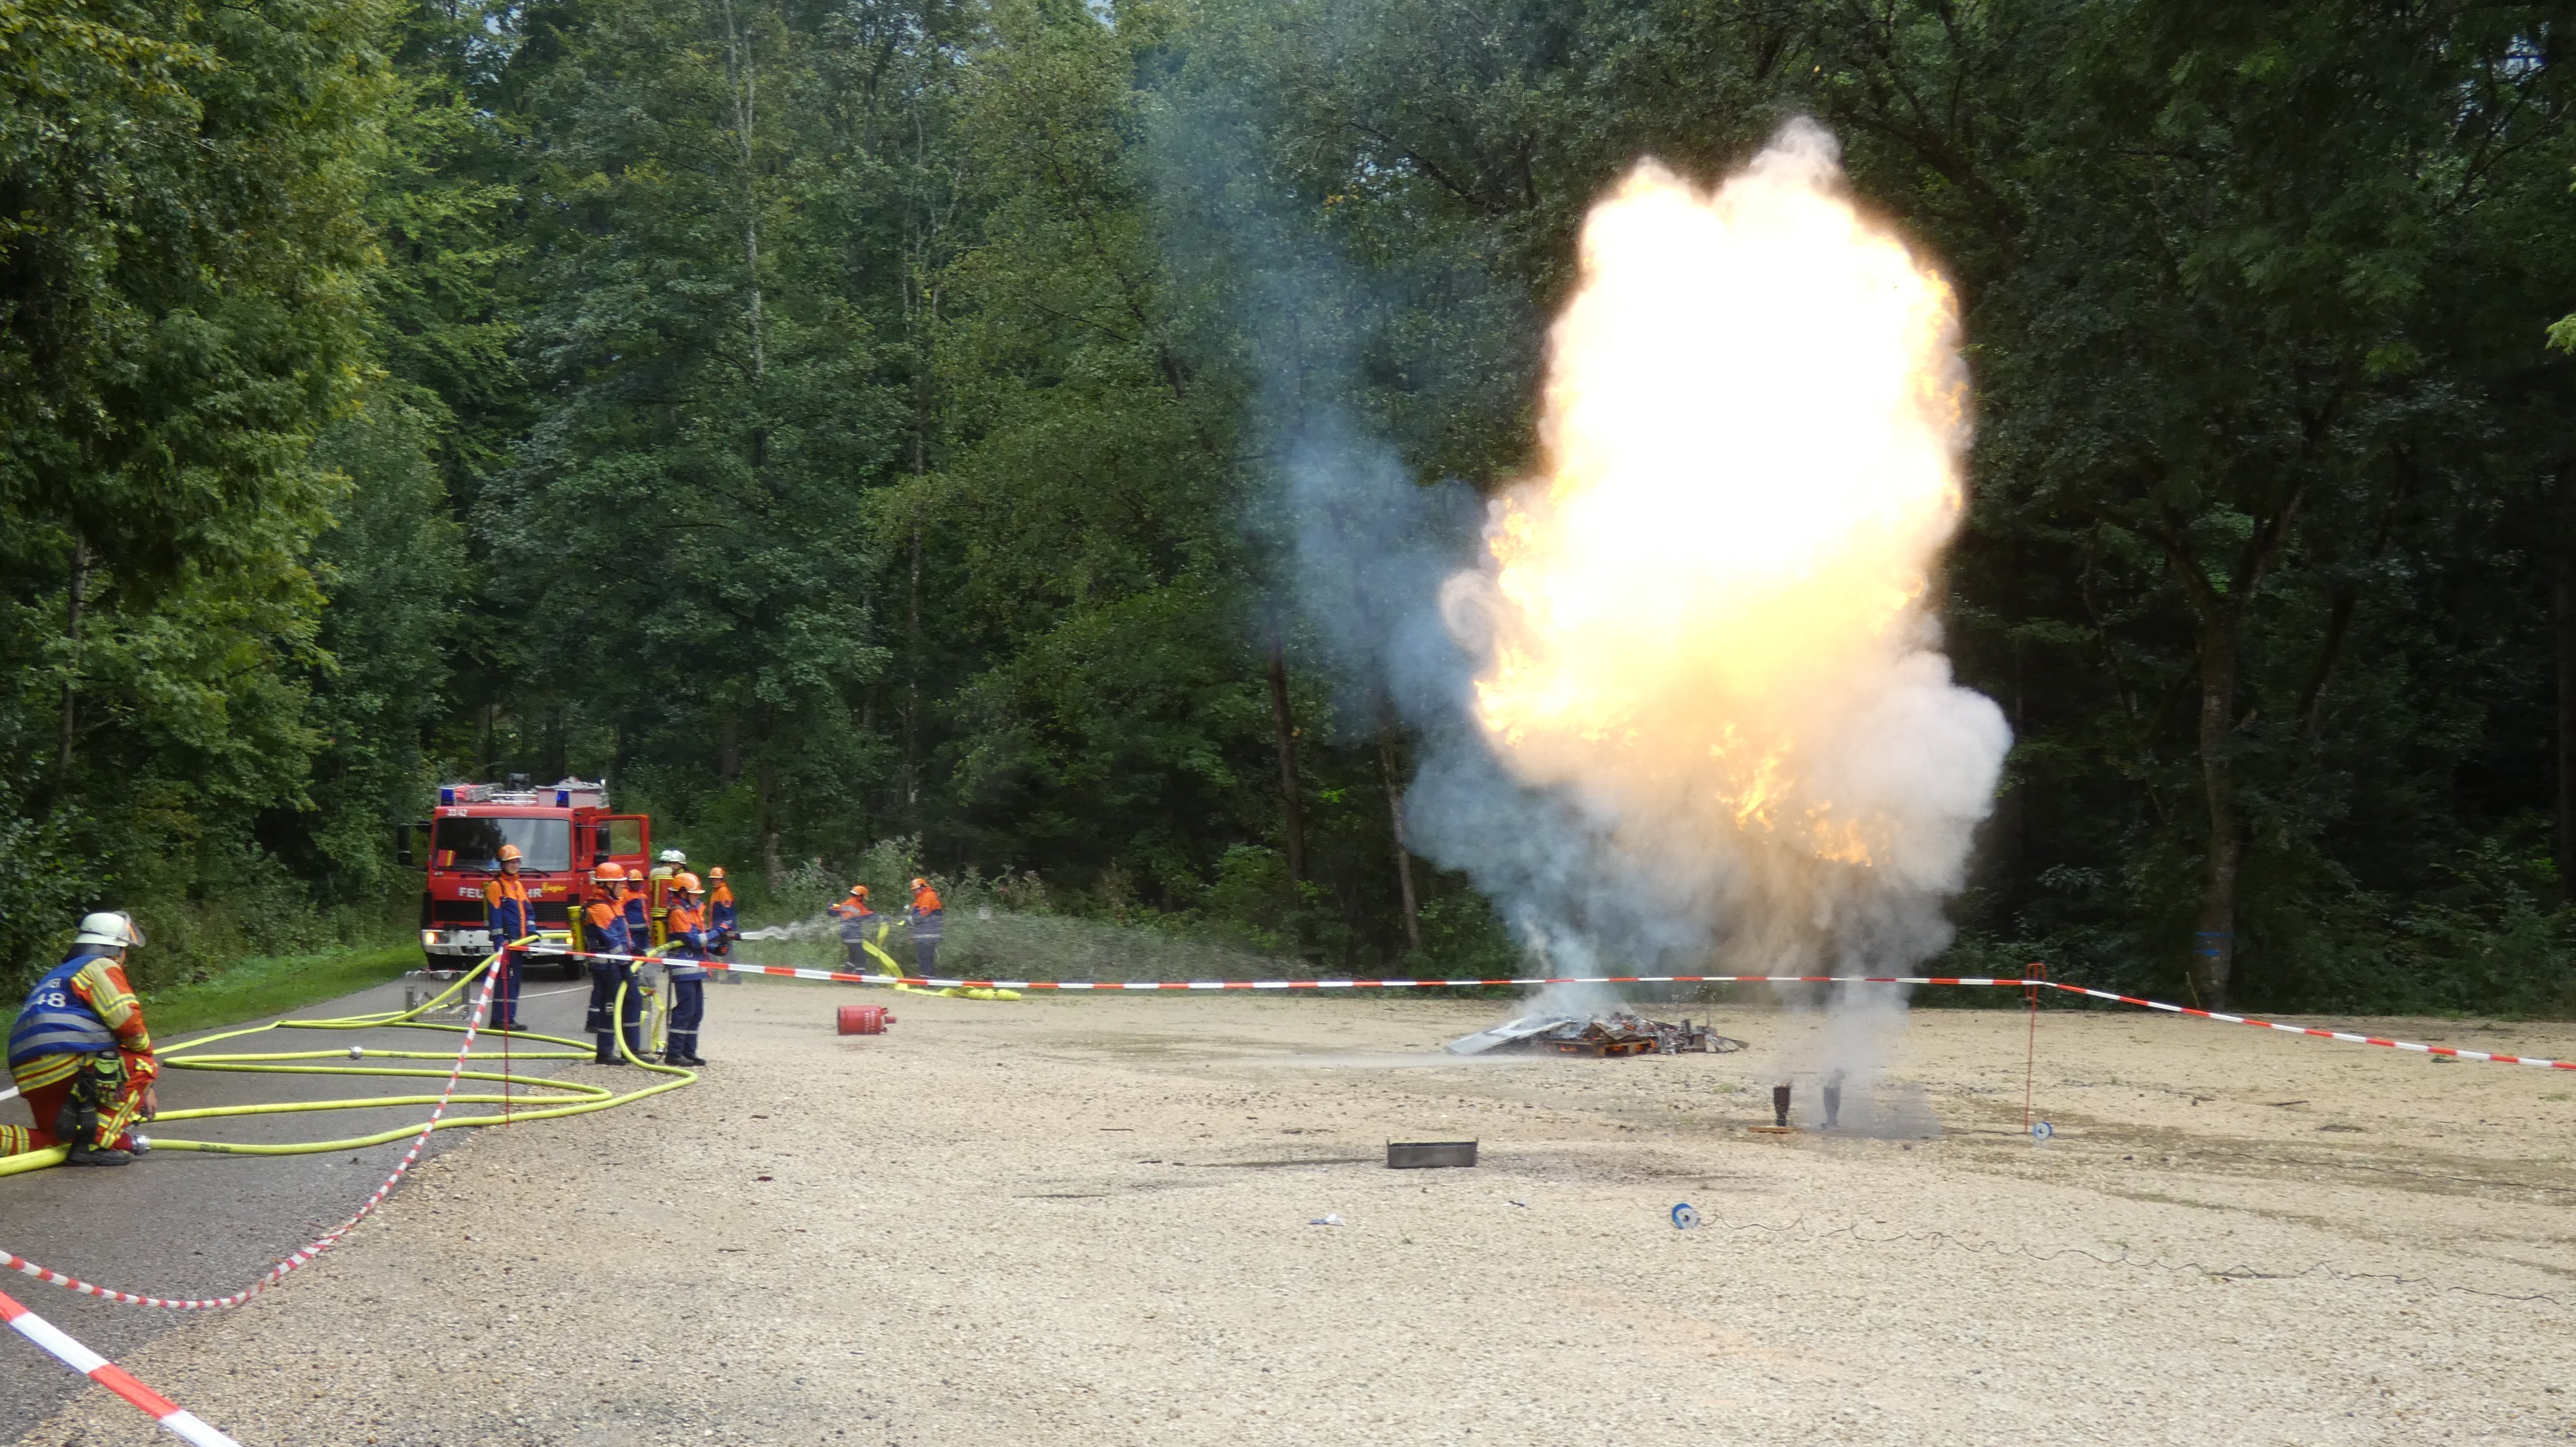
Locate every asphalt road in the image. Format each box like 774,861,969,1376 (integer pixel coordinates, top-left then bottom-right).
0,961,633,1430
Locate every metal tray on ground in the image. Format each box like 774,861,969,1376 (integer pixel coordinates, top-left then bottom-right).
1386,1140,1478,1169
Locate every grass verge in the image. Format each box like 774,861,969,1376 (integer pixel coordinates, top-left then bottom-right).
742,910,1293,984
143,942,421,1037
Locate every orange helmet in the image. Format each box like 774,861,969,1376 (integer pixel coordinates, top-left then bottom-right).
707,866,726,881
675,872,702,893
593,861,625,883
848,883,869,899
910,877,928,891
497,843,523,864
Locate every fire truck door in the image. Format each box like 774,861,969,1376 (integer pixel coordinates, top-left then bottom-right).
593,815,649,877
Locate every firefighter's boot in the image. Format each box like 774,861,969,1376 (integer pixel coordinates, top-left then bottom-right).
56,1054,134,1167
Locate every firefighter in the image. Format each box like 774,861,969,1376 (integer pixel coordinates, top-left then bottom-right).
480,843,529,1031
622,863,652,959
830,885,879,972
906,877,945,979
580,863,643,1066
5,913,159,1167
647,848,687,948
661,873,710,1065
704,865,737,963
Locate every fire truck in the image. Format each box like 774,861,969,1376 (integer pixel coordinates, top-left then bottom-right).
399,778,651,974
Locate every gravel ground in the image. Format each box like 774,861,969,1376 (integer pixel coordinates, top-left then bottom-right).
14,984,2576,1446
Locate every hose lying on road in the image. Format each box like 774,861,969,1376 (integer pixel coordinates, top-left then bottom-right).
2,946,693,1315
0,944,695,1180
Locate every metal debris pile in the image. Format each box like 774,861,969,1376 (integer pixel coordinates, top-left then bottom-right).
1443,1012,1747,1058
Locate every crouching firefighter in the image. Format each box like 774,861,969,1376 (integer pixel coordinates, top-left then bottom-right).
660,873,710,1066
5,913,160,1167
579,863,645,1066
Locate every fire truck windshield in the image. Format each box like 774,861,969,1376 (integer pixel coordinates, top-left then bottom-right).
433,817,573,873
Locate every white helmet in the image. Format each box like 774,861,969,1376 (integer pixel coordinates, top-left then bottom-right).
658,848,687,865
72,911,144,950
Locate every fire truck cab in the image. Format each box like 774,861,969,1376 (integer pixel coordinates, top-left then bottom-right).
400,779,651,974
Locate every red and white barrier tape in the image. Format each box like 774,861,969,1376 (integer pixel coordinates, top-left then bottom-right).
2040,980,2576,1069
3,963,501,1311
0,1287,239,1444
578,950,2576,1072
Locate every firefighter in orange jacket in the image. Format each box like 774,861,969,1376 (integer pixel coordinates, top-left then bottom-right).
480,843,530,1031
647,848,686,948
906,877,944,979
5,913,158,1166
704,866,737,961
622,865,652,959
580,863,643,1065
661,874,710,1065
830,885,879,972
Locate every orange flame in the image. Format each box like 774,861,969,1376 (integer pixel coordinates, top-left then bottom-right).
1447,126,1978,884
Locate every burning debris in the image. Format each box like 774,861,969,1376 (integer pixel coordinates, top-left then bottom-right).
1443,1012,1746,1058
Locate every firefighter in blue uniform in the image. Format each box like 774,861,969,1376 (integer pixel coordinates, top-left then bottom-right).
647,848,687,949
907,878,945,979
622,868,652,964
831,885,879,972
480,843,530,1031
705,866,737,964
580,862,643,1064
660,873,709,1065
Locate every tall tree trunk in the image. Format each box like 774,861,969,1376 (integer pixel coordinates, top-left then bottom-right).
1375,716,1420,952
1264,609,1305,884
2190,611,2242,1008
56,537,87,779
905,518,922,825
718,713,741,788
2558,462,2576,898
548,707,570,783
722,0,763,380
756,738,784,892
2159,480,2303,1009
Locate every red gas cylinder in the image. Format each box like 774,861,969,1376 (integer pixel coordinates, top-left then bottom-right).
837,1004,893,1036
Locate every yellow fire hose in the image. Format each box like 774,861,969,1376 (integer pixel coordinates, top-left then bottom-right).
865,923,1019,1000
0,941,696,1180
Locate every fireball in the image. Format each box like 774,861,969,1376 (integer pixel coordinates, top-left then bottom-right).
1446,122,2000,903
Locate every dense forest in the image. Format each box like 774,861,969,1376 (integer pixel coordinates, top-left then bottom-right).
7,0,2576,1012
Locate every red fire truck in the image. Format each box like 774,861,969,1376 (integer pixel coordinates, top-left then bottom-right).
399,779,651,974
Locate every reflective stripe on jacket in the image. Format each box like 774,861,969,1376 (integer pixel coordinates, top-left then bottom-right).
582,901,632,957
662,903,708,977
831,899,877,943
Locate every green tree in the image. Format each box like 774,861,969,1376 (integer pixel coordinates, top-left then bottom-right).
0,0,407,982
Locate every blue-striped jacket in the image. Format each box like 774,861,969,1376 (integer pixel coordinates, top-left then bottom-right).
9,953,122,1068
